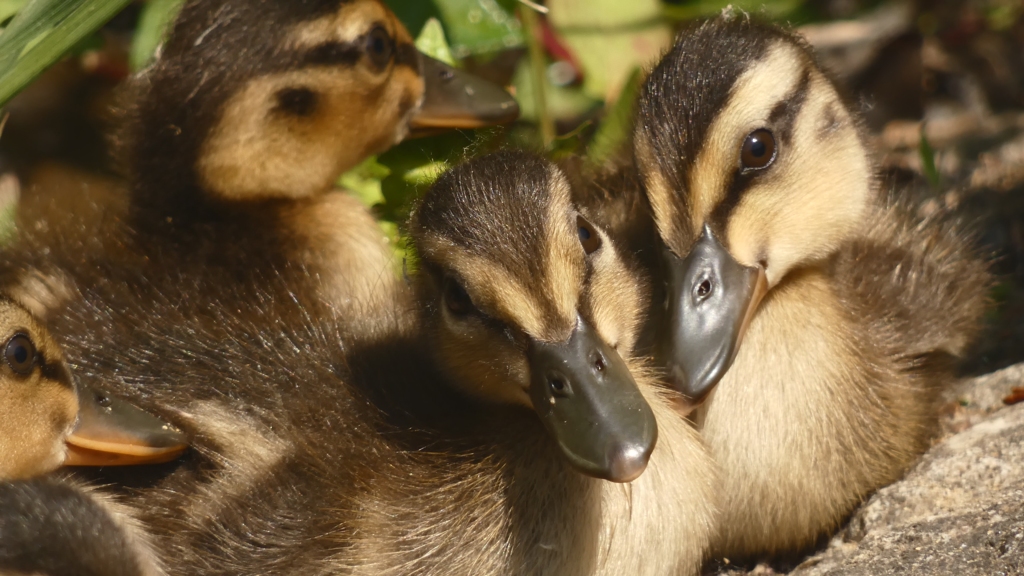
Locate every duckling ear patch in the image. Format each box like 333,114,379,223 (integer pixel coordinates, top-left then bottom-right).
274,87,319,117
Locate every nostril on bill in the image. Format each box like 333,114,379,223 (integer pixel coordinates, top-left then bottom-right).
591,351,606,372
548,374,571,397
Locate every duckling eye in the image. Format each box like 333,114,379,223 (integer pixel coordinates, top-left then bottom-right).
364,26,394,70
577,216,601,254
4,334,36,376
443,278,476,317
740,129,776,171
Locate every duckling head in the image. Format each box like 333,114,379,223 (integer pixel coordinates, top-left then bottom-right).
632,16,874,403
0,301,77,478
0,299,187,478
410,151,656,482
128,0,517,212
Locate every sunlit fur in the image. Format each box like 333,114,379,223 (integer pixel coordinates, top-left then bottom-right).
0,477,164,576
194,0,422,201
37,152,716,575
632,16,990,558
411,151,718,574
0,298,77,480
2,0,429,328
127,0,422,313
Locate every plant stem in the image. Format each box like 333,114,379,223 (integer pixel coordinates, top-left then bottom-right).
519,5,554,149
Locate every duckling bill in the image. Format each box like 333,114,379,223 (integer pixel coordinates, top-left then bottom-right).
411,54,519,132
65,385,188,467
660,225,767,404
527,315,655,481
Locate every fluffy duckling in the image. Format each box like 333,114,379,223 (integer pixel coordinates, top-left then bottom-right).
7,0,518,323
0,297,186,479
629,16,989,558
51,151,716,575
0,478,163,576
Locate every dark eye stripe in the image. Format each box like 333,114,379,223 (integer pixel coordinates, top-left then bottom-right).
303,41,362,67
298,40,418,71
395,42,419,69
708,68,810,229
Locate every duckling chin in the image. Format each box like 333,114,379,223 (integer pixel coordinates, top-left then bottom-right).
627,15,989,559
55,151,716,576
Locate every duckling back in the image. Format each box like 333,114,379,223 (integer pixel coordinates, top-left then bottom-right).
53,276,599,575
833,199,989,362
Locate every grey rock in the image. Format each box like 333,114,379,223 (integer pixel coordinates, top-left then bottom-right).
941,363,1024,435
792,403,1024,575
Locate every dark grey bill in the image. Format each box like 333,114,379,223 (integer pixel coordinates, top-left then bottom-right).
410,53,520,132
660,225,766,404
528,316,657,483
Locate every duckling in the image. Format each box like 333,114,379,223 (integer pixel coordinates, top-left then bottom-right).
0,477,163,576
6,0,518,323
48,151,716,575
0,297,187,480
629,16,989,558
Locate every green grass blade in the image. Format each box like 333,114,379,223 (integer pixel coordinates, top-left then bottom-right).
918,124,940,190
129,0,182,70
0,0,132,107
0,0,30,24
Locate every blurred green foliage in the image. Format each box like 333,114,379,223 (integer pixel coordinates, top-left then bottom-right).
0,0,132,105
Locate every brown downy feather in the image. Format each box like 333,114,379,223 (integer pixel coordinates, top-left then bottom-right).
833,196,991,361
0,478,164,576
623,15,992,560
45,152,717,576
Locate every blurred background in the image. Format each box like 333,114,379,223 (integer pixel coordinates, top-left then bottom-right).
0,0,1022,372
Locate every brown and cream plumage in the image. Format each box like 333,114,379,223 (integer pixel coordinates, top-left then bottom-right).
624,15,990,558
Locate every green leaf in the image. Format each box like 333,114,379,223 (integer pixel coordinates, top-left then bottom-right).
414,17,456,66
376,131,481,225
662,0,807,20
0,0,30,24
402,160,449,185
0,0,132,107
510,54,600,123
130,0,183,71
386,0,442,44
339,156,391,208
547,0,671,102
0,173,18,246
432,0,523,58
918,124,940,190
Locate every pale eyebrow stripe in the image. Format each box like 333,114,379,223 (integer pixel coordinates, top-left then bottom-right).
685,42,806,235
